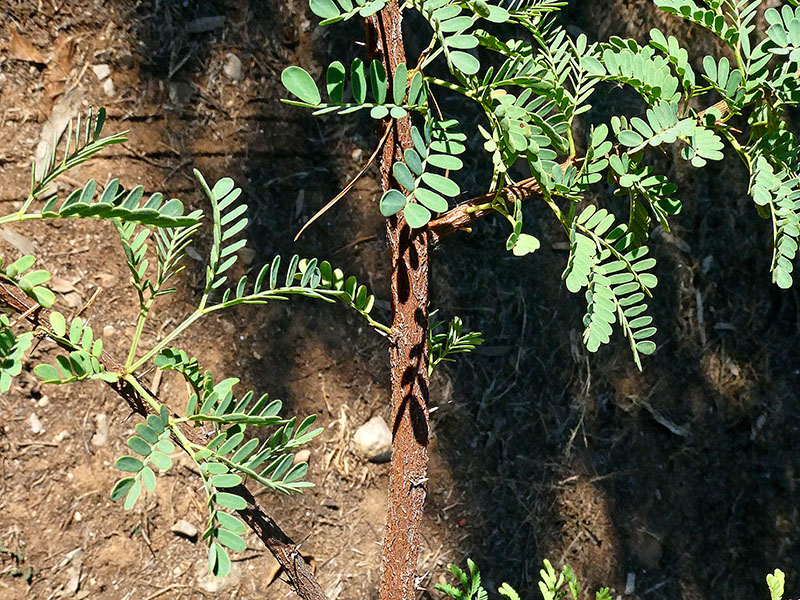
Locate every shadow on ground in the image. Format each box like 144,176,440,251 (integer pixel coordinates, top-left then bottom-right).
103,0,800,598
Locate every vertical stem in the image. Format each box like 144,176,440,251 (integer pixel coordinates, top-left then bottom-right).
367,4,431,600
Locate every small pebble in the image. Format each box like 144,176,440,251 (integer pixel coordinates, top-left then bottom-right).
353,416,392,463
63,291,82,309
92,63,110,81
54,430,70,443
102,78,116,97
171,519,198,541
91,414,109,447
351,148,363,163
37,396,49,408
221,319,235,335
103,325,116,338
293,449,311,465
196,563,240,593
625,572,636,595
73,511,82,522
223,53,242,81
95,272,118,287
28,413,43,435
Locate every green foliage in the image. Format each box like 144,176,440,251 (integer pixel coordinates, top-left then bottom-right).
608,150,682,245
436,559,487,600
436,559,612,600
33,313,115,384
648,28,696,92
428,311,483,375
764,4,800,61
155,357,322,573
1,110,390,579
194,172,249,294
611,102,724,168
5,0,800,592
593,36,682,104
0,254,55,307
0,316,33,393
767,569,786,600
749,156,800,288
110,406,174,510
27,107,126,203
149,348,323,573
309,0,387,25
35,178,198,227
654,0,738,45
563,205,657,368
282,60,424,119
281,0,800,370
380,119,466,227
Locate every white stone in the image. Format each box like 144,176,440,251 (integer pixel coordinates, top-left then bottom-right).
102,77,115,97
293,449,311,465
28,413,43,435
353,416,392,463
91,414,109,447
625,572,636,595
196,563,240,592
171,519,198,541
92,64,110,81
223,53,242,81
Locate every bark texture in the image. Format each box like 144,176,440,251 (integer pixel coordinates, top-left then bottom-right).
367,5,431,600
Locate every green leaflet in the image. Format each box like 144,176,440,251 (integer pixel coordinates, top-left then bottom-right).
309,0,387,25
110,407,173,509
764,5,800,62
0,316,34,394
2,255,55,308
33,315,111,384
428,312,483,376
40,178,198,228
655,0,738,46
280,59,417,119
749,157,800,289
611,103,723,168
648,28,696,92
563,206,658,369
379,119,466,227
598,38,681,105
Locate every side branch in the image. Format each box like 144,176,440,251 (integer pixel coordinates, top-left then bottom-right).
0,280,328,600
427,177,542,244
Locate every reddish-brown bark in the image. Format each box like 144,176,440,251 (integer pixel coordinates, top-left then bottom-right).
367,4,431,600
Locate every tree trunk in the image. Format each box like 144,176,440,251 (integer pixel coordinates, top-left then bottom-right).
367,5,431,600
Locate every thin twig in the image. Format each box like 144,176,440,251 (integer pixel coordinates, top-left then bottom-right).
294,121,394,241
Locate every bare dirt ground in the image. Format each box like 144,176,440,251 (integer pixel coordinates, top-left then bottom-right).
0,1,798,600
